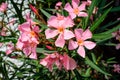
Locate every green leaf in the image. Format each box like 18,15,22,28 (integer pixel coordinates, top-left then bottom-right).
40,9,51,19
81,68,91,77
110,6,120,12
36,48,55,53
85,56,111,76
90,7,112,32
91,53,97,64
73,69,82,80
84,0,98,29
93,24,120,43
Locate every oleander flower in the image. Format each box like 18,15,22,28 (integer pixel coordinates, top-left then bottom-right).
16,21,40,59
112,29,120,41
113,64,120,74
45,14,75,48
68,28,96,58
0,2,8,12
40,52,76,71
64,0,87,19
6,42,15,55
116,43,120,50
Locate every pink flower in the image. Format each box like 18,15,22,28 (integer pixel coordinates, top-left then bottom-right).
116,43,120,50
0,2,8,12
113,64,120,74
112,29,120,41
64,0,87,19
68,28,96,58
0,27,7,36
0,43,3,47
40,52,63,71
16,21,40,59
45,14,75,48
40,52,76,71
55,2,62,10
6,42,14,55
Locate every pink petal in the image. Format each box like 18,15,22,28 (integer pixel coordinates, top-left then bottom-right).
69,12,77,19
18,22,31,32
82,28,92,40
77,46,85,58
63,16,74,28
33,26,40,33
29,52,37,59
29,45,37,59
78,12,88,17
55,34,65,48
64,29,75,40
63,54,77,70
45,29,58,39
72,0,79,8
64,3,73,12
40,59,48,66
47,16,59,28
0,43,3,47
84,41,96,49
21,33,29,41
16,40,24,50
6,50,12,55
75,29,83,40
116,44,120,50
68,40,78,50
78,3,86,11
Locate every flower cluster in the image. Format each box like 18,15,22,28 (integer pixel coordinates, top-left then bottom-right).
112,29,120,49
16,14,40,59
40,52,76,71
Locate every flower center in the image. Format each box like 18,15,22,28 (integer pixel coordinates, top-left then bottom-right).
30,31,36,37
73,8,79,15
77,39,84,45
58,27,64,33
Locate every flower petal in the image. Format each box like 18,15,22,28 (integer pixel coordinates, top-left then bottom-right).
82,28,92,40
75,29,83,40
72,0,79,8
78,12,88,17
69,12,77,19
68,40,78,50
64,29,75,40
18,22,31,32
47,16,59,28
63,54,77,70
77,46,85,58
78,2,86,11
55,34,65,48
45,28,58,39
84,41,96,49
64,3,73,12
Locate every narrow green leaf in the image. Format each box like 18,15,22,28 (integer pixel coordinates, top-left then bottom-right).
73,70,82,80
91,53,96,63
110,6,120,12
84,0,97,29
40,9,51,19
36,48,55,53
90,7,112,32
85,56,111,76
81,68,91,77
